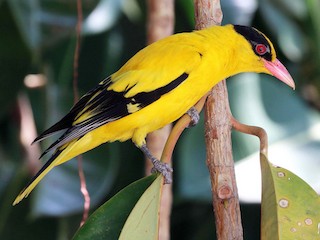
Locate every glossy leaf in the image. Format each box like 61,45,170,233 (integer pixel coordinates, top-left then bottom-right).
261,153,320,239
72,174,158,240
119,174,162,239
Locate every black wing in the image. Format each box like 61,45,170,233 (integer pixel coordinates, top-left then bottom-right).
36,73,189,157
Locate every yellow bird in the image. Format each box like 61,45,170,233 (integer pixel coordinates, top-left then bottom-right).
13,24,295,205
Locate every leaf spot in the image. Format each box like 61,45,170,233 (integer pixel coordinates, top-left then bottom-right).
279,199,289,208
290,227,297,232
305,218,313,226
277,171,285,178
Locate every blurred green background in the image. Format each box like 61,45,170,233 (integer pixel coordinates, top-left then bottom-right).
0,0,319,239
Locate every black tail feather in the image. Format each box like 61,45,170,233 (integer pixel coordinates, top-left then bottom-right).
32,116,73,144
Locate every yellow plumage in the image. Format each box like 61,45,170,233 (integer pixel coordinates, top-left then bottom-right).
13,24,294,205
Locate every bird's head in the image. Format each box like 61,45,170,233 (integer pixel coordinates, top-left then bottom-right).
232,25,295,89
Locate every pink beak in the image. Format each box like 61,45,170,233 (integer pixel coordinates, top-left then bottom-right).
263,58,295,90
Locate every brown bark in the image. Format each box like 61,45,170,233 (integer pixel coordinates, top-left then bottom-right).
194,0,244,239
204,82,243,240
145,1,174,239
231,117,268,157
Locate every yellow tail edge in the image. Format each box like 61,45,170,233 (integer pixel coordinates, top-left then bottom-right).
12,163,56,206
12,148,68,206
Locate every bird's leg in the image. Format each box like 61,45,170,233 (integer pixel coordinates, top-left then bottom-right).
140,144,173,184
187,106,200,127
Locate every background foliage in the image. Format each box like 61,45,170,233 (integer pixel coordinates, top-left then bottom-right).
0,0,319,239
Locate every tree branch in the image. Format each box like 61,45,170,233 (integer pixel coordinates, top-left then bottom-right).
231,117,268,157
194,0,243,239
161,94,208,164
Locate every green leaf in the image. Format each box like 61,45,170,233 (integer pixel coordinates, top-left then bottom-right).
261,153,320,239
119,174,162,239
72,174,159,240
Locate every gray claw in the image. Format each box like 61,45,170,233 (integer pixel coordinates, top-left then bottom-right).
187,107,200,127
151,160,173,184
140,144,173,184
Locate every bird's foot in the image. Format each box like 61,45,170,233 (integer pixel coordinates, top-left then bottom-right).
150,159,173,184
140,144,173,184
187,106,200,127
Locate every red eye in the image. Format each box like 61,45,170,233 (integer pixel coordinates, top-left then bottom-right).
255,44,267,55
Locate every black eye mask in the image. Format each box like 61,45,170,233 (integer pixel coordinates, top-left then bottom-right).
233,25,272,61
